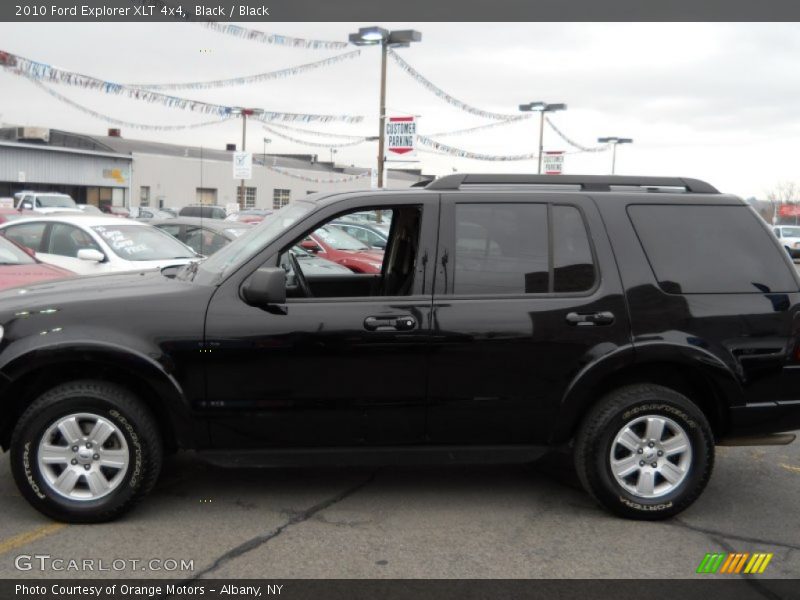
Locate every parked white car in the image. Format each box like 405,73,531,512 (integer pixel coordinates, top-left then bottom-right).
14,192,83,214
773,225,800,253
0,216,200,276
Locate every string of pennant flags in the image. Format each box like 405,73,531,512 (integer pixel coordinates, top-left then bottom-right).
27,77,234,131
545,117,607,152
388,49,526,122
128,49,361,90
264,121,370,141
262,125,369,149
0,50,364,123
203,22,349,50
259,159,372,184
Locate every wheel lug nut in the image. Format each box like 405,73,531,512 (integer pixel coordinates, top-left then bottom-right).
93,454,100,460
71,459,78,465
71,446,78,452
648,442,655,448
83,464,90,471
651,462,658,468
639,460,645,467
637,448,644,454
657,451,664,457
86,443,92,449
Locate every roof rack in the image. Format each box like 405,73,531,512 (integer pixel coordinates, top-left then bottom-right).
425,174,719,194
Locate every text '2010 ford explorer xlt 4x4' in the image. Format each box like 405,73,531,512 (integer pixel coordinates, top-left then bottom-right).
0,174,798,522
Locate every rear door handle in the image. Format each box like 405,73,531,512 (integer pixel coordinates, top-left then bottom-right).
364,315,417,331
565,311,615,326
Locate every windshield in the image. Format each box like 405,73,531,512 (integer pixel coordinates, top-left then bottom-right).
194,201,315,283
93,225,197,261
0,237,36,265
781,227,800,237
314,225,369,251
37,195,77,208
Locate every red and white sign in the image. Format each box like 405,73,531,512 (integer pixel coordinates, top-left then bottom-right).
543,151,565,175
386,116,417,157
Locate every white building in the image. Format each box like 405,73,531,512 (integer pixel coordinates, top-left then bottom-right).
0,126,431,210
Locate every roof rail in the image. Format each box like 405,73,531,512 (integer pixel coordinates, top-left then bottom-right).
425,174,719,194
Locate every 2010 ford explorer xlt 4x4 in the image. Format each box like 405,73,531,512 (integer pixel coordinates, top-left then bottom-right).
1,174,799,523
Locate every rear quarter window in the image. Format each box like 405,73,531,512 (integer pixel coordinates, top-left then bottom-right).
628,204,797,294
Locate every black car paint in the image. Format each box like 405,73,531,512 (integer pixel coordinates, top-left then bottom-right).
1,188,799,453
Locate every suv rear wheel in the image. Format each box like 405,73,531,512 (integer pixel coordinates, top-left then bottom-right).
574,384,714,520
10,380,163,523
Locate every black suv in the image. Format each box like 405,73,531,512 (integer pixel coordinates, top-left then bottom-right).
1,174,799,523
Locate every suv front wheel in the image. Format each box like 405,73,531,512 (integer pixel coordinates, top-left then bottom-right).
574,384,714,520
10,380,163,523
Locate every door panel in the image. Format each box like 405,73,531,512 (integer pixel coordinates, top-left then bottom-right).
427,194,630,444
203,196,439,448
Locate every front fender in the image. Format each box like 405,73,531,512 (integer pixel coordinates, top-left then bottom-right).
0,337,200,450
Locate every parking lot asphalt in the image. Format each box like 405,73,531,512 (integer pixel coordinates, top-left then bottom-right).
0,442,798,580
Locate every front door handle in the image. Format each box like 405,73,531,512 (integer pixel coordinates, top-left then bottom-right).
565,311,615,326
364,315,417,331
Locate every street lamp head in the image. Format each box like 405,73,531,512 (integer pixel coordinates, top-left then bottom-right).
388,30,422,45
349,26,388,45
349,27,421,47
519,102,545,112
598,137,633,144
263,137,271,143
545,103,567,112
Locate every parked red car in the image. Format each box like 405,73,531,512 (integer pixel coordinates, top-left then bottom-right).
301,225,385,274
0,236,73,291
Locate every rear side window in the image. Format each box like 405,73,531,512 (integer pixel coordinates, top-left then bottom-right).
3,222,47,252
452,203,595,295
628,205,797,294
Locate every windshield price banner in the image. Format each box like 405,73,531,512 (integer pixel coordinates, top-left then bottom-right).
386,116,417,157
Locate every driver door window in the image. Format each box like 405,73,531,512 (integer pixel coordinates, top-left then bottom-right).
279,206,422,299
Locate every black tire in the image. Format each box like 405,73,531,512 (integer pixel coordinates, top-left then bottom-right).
574,384,714,520
10,380,163,523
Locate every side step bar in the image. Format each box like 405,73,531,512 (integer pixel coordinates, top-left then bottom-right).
198,445,550,468
717,433,796,446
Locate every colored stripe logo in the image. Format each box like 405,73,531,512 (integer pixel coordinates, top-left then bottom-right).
697,552,773,574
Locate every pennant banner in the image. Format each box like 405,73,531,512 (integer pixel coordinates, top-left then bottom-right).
1,50,364,123
204,22,349,50
388,49,521,121
128,50,361,90
263,125,368,148
426,115,530,138
259,160,372,183
546,117,607,152
27,78,233,130
417,135,538,161
265,121,370,141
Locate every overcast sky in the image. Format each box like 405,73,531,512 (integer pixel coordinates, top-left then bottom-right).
1,22,799,197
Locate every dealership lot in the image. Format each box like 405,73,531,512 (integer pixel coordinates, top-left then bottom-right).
0,442,798,580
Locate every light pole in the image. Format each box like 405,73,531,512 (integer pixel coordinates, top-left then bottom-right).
348,26,421,189
519,101,567,174
598,137,633,174
231,107,264,208
330,148,338,164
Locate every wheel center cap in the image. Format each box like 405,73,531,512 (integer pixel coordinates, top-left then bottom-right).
77,448,93,463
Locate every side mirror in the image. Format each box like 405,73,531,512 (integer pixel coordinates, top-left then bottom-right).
300,239,321,253
77,248,105,262
242,267,286,307
372,239,387,249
